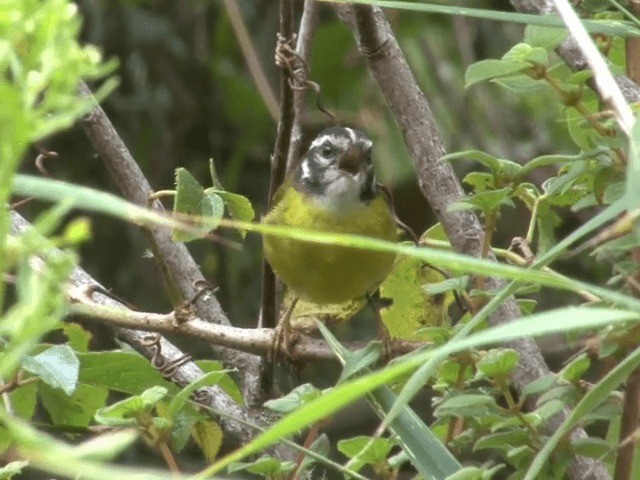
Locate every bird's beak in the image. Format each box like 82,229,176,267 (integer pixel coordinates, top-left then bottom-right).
337,145,362,175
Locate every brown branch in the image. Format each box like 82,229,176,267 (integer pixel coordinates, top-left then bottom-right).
287,0,320,172
261,0,296,337
76,82,265,406
341,5,610,479
614,368,640,480
67,283,422,362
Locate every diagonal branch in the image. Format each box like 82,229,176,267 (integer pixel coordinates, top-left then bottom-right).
340,5,611,479
77,82,265,406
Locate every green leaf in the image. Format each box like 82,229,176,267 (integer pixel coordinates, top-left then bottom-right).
441,150,501,171
61,323,92,352
22,345,79,396
559,353,590,382
571,437,612,458
435,394,499,418
78,351,174,395
465,59,530,88
503,43,548,65
196,360,243,404
338,436,394,471
380,252,453,340
263,383,322,414
193,420,224,462
8,381,37,420
39,383,108,428
206,188,255,238
94,386,168,427
168,370,226,417
477,349,520,379
626,118,640,242
451,188,515,214
524,25,568,50
173,168,223,242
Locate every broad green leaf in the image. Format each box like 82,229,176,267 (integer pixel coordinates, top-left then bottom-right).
94,386,168,427
338,436,394,471
22,345,79,396
8,381,37,420
465,59,530,88
524,25,568,50
476,349,520,379
168,370,226,417
380,253,453,340
61,323,92,352
503,43,548,65
263,384,322,414
196,360,243,404
78,351,174,395
39,383,108,428
434,394,499,418
193,420,223,462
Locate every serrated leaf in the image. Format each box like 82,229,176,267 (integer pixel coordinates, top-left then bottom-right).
193,420,223,461
380,251,453,340
22,345,79,396
173,168,223,242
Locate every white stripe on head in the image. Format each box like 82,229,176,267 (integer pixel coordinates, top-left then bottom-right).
300,158,311,180
345,127,357,144
310,134,335,149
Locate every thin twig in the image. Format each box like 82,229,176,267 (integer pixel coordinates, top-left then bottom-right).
287,0,320,172
223,0,279,121
614,368,640,480
260,0,296,339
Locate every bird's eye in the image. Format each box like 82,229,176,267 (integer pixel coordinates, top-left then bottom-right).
321,143,334,157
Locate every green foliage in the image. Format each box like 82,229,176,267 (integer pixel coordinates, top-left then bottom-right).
4,0,640,478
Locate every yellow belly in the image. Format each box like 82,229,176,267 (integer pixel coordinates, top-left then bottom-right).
263,187,397,304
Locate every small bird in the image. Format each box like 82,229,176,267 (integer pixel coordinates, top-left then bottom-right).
263,127,397,307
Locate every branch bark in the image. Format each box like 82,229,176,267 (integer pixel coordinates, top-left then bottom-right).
340,5,610,479
77,82,265,407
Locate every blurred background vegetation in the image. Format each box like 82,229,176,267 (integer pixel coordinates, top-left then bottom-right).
19,0,584,361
